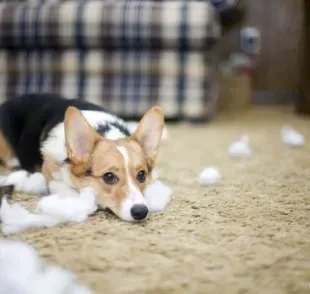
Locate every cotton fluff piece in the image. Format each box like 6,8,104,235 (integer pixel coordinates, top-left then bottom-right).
199,167,221,186
145,180,172,213
0,178,172,234
0,170,48,195
127,121,168,141
0,198,60,235
281,126,305,147
37,187,97,222
228,135,252,158
0,187,98,235
0,239,92,294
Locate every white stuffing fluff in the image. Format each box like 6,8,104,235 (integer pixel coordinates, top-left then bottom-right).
0,198,60,235
23,172,48,195
0,187,98,236
1,170,28,190
228,135,252,158
199,167,221,186
0,170,48,195
281,126,305,147
0,179,172,234
127,121,169,141
37,187,97,222
145,180,172,213
0,239,92,294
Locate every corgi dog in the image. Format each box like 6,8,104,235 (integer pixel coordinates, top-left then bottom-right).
0,93,164,222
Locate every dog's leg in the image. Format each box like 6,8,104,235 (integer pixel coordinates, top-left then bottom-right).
13,119,43,173
0,118,49,195
0,130,20,170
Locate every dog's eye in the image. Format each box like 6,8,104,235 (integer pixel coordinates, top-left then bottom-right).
103,172,118,185
136,170,146,183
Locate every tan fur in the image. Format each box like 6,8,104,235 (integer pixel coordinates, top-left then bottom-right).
64,106,101,173
0,130,15,166
132,106,165,168
41,154,62,182
41,106,164,219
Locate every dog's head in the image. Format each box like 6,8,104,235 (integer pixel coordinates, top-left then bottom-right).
64,106,164,222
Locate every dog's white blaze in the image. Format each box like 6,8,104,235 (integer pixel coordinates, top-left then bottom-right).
117,146,147,221
117,146,146,204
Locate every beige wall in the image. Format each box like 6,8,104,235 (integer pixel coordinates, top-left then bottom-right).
216,0,303,94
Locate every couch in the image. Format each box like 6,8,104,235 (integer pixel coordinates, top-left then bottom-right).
0,0,243,121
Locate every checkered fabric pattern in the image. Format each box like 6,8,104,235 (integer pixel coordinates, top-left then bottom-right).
0,0,222,120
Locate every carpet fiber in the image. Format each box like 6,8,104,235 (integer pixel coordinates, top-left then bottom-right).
1,106,310,294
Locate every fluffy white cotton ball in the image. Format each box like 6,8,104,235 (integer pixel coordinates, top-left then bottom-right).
4,170,29,191
37,187,97,223
144,180,172,213
199,167,221,186
0,239,42,275
0,239,43,293
228,135,252,158
23,172,48,195
281,126,305,147
0,240,93,294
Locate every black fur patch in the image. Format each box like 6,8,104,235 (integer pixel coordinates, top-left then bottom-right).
0,93,118,172
97,121,131,137
110,121,131,137
63,157,71,164
96,124,111,136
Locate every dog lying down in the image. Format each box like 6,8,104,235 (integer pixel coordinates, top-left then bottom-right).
0,93,172,234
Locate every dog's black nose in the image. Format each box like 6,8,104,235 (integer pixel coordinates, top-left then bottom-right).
131,204,149,220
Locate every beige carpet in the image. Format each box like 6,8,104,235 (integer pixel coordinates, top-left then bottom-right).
1,106,310,294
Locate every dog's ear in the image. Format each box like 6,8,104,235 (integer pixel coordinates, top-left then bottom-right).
64,107,99,165
132,106,164,168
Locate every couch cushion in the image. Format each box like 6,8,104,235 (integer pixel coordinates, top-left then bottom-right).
0,48,218,120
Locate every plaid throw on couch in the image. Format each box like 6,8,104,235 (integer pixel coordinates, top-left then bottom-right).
0,0,222,120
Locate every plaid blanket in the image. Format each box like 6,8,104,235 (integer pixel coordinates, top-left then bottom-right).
0,0,222,120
